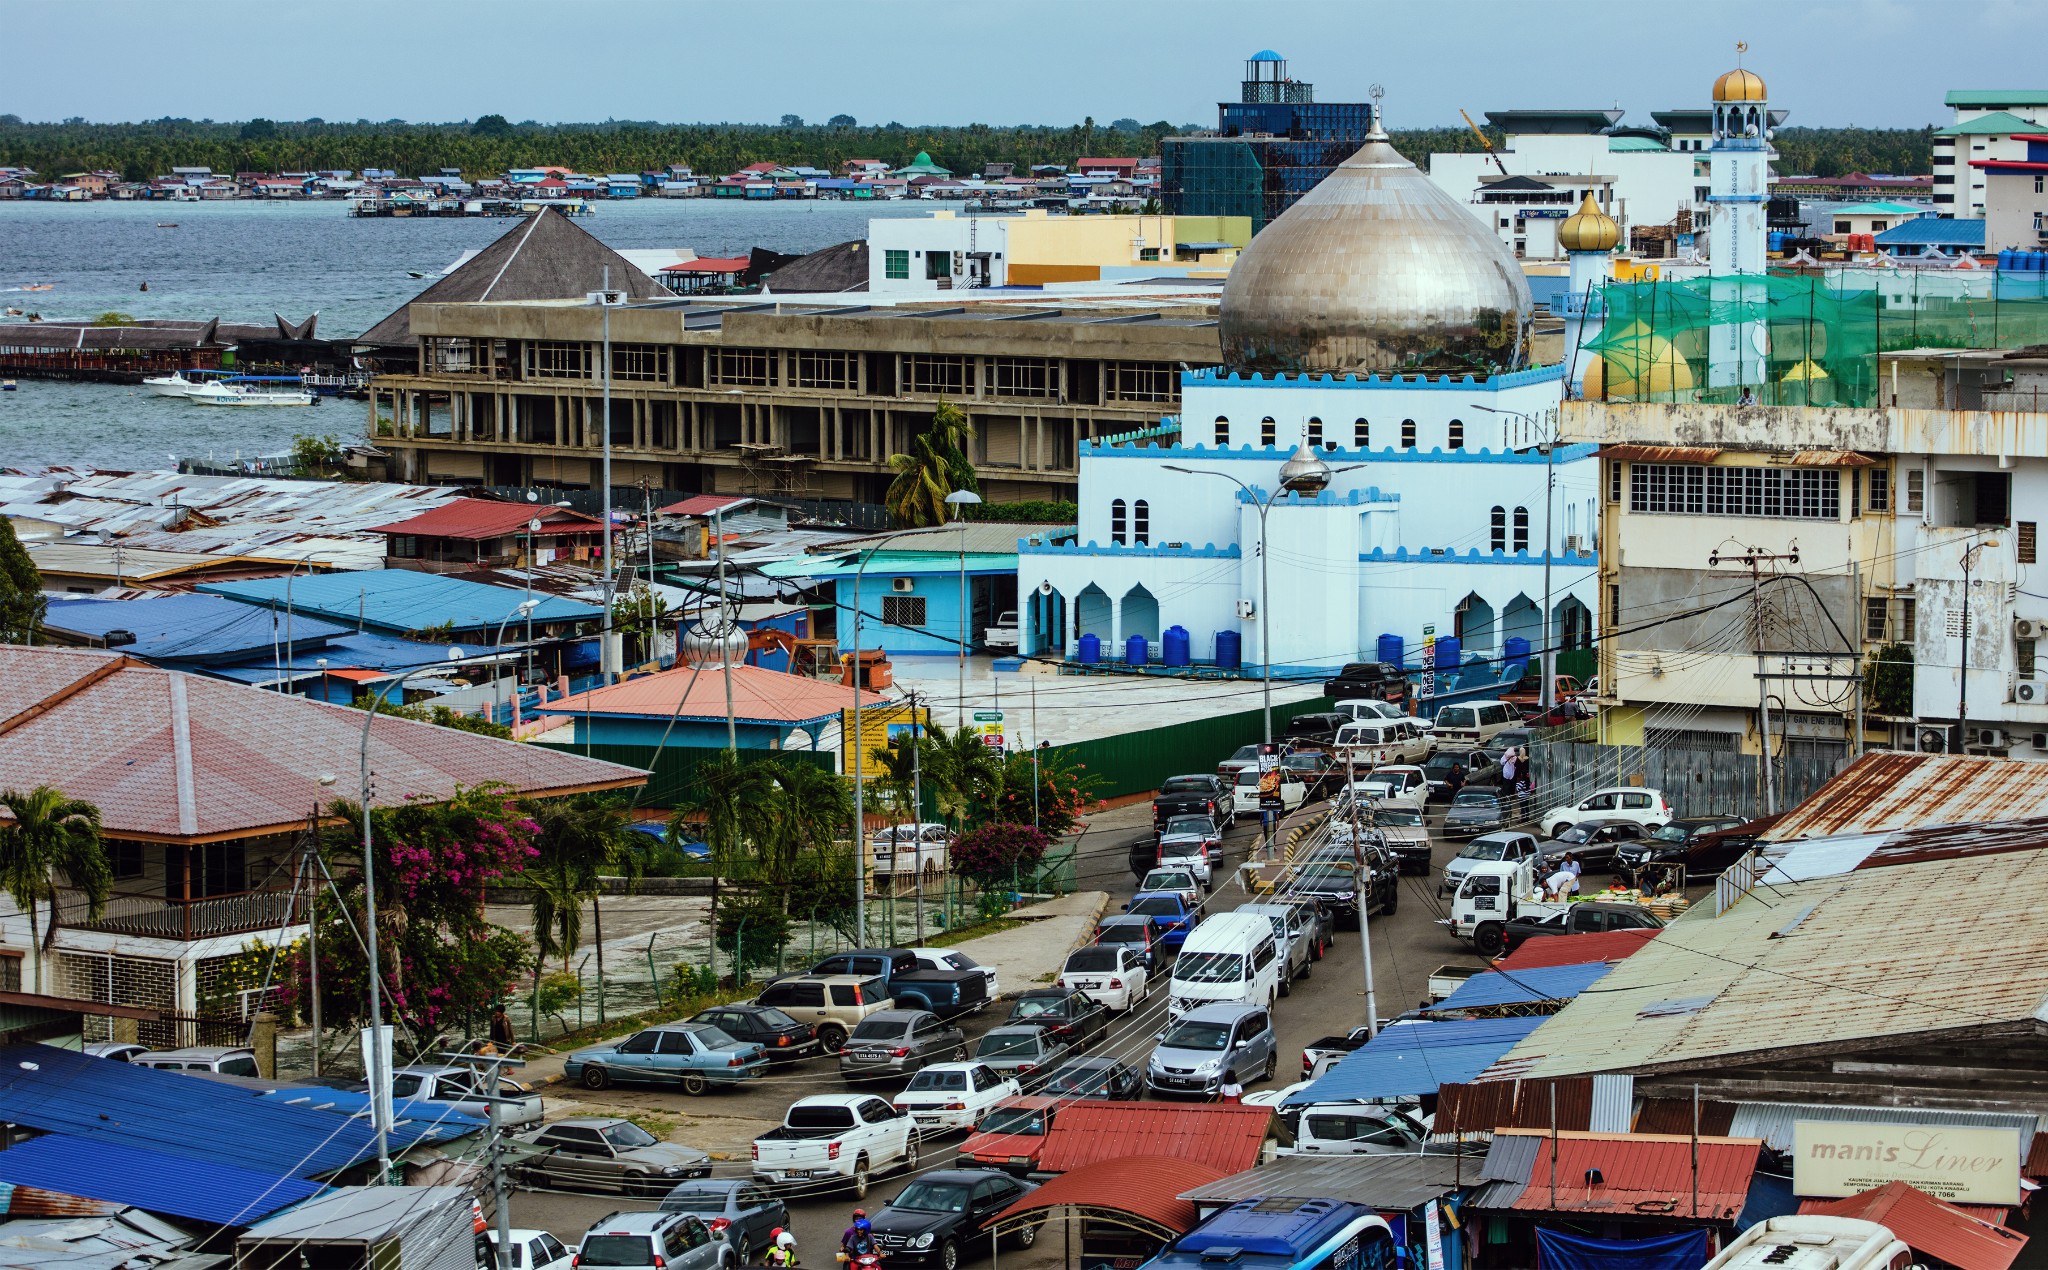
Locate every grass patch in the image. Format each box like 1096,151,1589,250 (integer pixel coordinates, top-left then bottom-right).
627,1111,681,1140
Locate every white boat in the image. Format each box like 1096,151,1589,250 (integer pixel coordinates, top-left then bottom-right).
142,371,218,397
188,381,316,407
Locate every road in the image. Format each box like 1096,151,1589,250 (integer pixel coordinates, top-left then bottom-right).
508,793,1486,1268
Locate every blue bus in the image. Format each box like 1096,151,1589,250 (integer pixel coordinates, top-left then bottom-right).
1145,1199,1397,1270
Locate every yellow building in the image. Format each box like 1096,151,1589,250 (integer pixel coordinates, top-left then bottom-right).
1001,210,1249,284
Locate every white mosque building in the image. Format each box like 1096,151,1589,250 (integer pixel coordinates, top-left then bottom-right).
1015,113,1612,678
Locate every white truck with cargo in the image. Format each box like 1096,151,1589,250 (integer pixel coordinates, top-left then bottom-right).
750,1093,919,1198
1439,858,1661,957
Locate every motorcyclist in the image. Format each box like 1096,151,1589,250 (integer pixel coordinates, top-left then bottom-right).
841,1212,878,1260
765,1229,797,1268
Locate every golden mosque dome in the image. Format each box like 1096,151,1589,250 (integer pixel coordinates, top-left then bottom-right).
1557,192,1619,253
1713,68,1767,102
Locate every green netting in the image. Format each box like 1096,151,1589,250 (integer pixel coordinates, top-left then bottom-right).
1579,268,2048,406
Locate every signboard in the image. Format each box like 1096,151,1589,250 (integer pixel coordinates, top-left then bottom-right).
843,702,928,773
1258,767,1283,810
973,709,1005,750
1420,626,1437,700
1423,1201,1445,1270
1792,1120,2023,1205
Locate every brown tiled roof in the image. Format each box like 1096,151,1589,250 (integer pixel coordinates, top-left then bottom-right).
0,647,643,842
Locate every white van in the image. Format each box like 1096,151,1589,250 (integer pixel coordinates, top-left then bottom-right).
1167,911,1282,1021
1431,700,1517,747
1332,719,1431,767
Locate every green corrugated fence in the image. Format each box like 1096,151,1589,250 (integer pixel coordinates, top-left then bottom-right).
531,741,835,808
1042,695,1335,801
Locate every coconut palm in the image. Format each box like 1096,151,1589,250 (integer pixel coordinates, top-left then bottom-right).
0,786,110,990
526,795,638,978
672,752,776,980
885,434,952,528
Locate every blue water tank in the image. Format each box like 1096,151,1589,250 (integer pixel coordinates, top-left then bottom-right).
1377,632,1404,668
1504,635,1531,666
1215,630,1243,669
1077,633,1101,664
1162,625,1191,668
1434,635,1462,670
1126,634,1150,667
2000,250,2015,271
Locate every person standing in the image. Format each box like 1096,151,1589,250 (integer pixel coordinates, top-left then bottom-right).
489,1002,515,1050
1217,1077,1245,1104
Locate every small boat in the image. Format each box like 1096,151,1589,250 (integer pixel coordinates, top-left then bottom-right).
1,380,16,392
142,370,227,397
156,222,179,228
188,381,316,407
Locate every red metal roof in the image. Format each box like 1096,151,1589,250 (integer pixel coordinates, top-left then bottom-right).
368,497,602,541
660,257,750,274
1036,1102,1271,1176
1800,1182,2027,1270
1494,928,1660,971
994,1155,1222,1236
657,494,753,518
1502,1131,1761,1221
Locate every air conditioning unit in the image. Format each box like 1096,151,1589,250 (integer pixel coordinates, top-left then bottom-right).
891,577,915,593
1978,727,2010,749
1564,534,1587,555
2021,682,2043,704
1236,598,1257,619
2019,618,2041,640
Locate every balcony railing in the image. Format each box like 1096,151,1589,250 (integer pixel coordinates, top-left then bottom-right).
81,889,305,941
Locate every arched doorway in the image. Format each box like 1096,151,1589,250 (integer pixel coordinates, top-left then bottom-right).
1455,592,1497,650
1502,593,1541,648
1120,583,1161,650
1076,584,1112,644
1556,596,1592,650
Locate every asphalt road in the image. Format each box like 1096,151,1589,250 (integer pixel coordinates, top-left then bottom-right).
509,794,1485,1268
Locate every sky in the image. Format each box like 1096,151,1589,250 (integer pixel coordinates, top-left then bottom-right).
5,0,2041,130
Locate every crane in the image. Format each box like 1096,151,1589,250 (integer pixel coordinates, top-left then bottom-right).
1460,109,1509,177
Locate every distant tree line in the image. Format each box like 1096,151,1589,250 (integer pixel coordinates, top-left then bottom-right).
0,113,1933,182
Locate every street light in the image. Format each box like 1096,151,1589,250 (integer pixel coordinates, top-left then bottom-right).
848,525,935,943
1471,404,1559,711
357,644,468,1182
945,490,983,729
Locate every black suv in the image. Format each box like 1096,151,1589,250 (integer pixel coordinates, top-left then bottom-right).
1323,662,1403,701
1003,988,1110,1049
688,1004,819,1063
1615,816,1755,883
1283,712,1351,745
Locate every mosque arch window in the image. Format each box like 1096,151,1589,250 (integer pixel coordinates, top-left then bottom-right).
1111,499,1127,545
1490,506,1506,553
1214,416,1230,445
1354,418,1370,448
1133,500,1151,545
1260,417,1277,447
1401,418,1417,449
1448,418,1464,451
1512,506,1530,553
1307,417,1323,448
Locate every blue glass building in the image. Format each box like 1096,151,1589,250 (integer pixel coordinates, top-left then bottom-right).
1163,53,1377,232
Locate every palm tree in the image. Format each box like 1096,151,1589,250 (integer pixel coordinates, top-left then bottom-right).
0,786,111,991
526,796,637,979
764,763,852,911
672,752,775,981
918,723,1002,830
885,434,952,528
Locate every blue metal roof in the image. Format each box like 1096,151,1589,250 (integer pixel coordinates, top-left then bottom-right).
0,1132,319,1225
1874,217,1986,247
204,631,516,685
0,1045,465,1178
199,570,600,636
259,1085,487,1134
41,595,350,664
1249,49,1284,61
1283,1017,1544,1105
1430,962,1612,1012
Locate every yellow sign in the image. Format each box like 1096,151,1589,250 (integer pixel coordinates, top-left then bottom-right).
1792,1120,2022,1204
842,703,929,773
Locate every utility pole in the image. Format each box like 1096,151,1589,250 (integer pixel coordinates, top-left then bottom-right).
305,805,322,1078
1710,546,1799,816
598,267,617,683
713,504,738,750
1958,537,2002,754
1345,751,1379,1039
910,689,926,944
442,1050,525,1270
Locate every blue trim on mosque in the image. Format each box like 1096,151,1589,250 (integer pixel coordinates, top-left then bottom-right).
1180,363,1567,391
1232,486,1400,507
1019,541,1243,558
1078,440,1600,464
1361,547,1599,566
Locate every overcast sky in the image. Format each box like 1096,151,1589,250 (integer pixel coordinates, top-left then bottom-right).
5,0,2034,130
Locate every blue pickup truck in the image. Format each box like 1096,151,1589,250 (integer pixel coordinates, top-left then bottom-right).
803,948,990,1019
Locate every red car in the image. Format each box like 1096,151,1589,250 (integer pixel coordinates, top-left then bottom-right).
957,1096,1061,1174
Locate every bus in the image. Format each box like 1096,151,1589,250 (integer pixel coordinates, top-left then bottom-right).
1144,1199,1397,1270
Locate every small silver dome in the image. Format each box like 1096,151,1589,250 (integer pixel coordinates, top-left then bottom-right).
681,606,748,665
1278,442,1332,495
1219,124,1534,377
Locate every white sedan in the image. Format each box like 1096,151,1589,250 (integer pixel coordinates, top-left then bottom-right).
1058,943,1151,1012
1137,866,1202,909
891,1061,1022,1133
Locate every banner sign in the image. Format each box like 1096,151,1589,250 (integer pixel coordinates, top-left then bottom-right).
1793,1120,2022,1204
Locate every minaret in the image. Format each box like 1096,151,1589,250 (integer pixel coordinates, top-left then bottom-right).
1707,50,1771,388
1557,191,1618,397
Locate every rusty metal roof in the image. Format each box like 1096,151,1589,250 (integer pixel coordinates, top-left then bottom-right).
1035,1102,1270,1175
1801,1182,2027,1270
1436,1079,1594,1135
995,1155,1219,1236
1599,444,1722,463
1501,1131,1762,1221
1494,929,1660,971
1633,1098,1736,1137
1765,753,2048,842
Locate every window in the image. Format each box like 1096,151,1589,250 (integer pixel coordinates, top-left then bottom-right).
1401,419,1417,448
1111,498,1127,545
1214,416,1230,445
108,839,143,879
1448,418,1464,450
794,350,857,390
2021,638,2038,679
1133,499,1151,545
1354,418,1369,448
1866,596,1888,641
991,357,1057,399
926,251,953,280
2021,521,2038,564
1629,463,1841,520
882,596,927,627
1490,506,1506,552
1869,466,1890,511
1906,468,1925,513
1900,597,1917,642
1260,416,1276,447
1307,417,1323,448
714,348,776,387
2037,175,2045,194
1107,361,1175,403
885,249,909,279
1851,470,1862,518
527,341,590,380
1512,506,1530,552
903,354,967,396
1608,583,1621,619
1609,462,1623,503
610,343,666,382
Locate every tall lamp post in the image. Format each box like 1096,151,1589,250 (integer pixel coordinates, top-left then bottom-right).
946,490,983,728
1471,403,1560,712
848,526,931,943
592,270,622,683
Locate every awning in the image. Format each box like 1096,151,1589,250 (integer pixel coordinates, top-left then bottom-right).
1285,1017,1544,1106
994,1155,1220,1239
1789,449,1877,466
1429,962,1612,1013
1178,1153,1466,1212
1600,444,1722,463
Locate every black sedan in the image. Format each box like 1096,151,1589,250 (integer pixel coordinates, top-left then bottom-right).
1533,818,1652,873
1038,1056,1141,1101
688,1004,820,1063
1003,988,1110,1049
869,1169,1041,1270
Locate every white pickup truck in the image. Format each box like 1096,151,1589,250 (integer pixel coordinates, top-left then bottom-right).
750,1093,919,1199
984,611,1020,651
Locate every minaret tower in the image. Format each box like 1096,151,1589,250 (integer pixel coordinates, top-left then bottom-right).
1558,191,1619,397
1707,45,1771,387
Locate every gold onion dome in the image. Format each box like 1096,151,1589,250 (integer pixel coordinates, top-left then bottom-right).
1219,118,1533,376
1558,192,1619,253
1713,68,1767,102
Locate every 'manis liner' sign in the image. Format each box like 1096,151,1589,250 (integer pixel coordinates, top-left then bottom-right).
1793,1121,2022,1205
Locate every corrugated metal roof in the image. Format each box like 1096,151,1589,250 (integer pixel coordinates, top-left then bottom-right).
1436,1078,1595,1135
1634,1098,1736,1137
537,661,884,727
200,570,600,635
41,595,349,662
1724,1102,2036,1155
240,1185,473,1243
1502,1131,1761,1221
1765,754,2048,842
258,1086,487,1133
1430,963,1612,1012
1494,929,1659,971
995,1155,1218,1235
1178,1154,1467,1211
1484,849,2048,1080
1286,1017,1544,1106
1036,1102,1270,1175
0,1134,318,1226
1464,1132,1543,1209
26,543,253,582
1599,444,1722,463
1801,1182,2028,1270
368,499,600,541
816,522,1074,557
1590,1074,1634,1133
657,495,754,518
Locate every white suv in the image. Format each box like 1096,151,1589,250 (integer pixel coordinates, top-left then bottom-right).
1353,765,1429,815
1539,787,1672,838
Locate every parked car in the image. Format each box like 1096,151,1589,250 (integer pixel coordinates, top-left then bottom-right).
1216,744,1264,783
750,1094,918,1198
1123,891,1196,949
1538,786,1673,838
515,1118,711,1195
838,1010,968,1082
1613,816,1754,883
1500,901,1663,953
687,1004,821,1063
1431,700,1519,747
1441,830,1541,896
1283,712,1352,745
1288,856,1396,928
1093,913,1166,970
1157,828,1215,888
1421,750,1496,802
1233,767,1307,819
1280,1105,1436,1157
1533,818,1654,873
753,974,893,1053
131,1046,260,1077
1334,697,1432,733
1354,765,1429,815
1300,1026,1373,1079
1158,812,1223,865
1145,1002,1278,1097
83,1042,148,1063
1359,806,1432,874
1280,896,1334,961
386,1064,545,1128
1057,943,1150,1012
657,1180,788,1264
1333,719,1432,770
1280,751,1345,800
566,1023,768,1094
484,1229,574,1270
573,1211,730,1270
957,1097,1060,1173
890,1062,1022,1134
908,948,1001,1002
1137,866,1203,908
866,1169,1042,1269
1038,1055,1142,1101
1154,774,1233,827
1442,788,1514,838
970,1026,1068,1088
1322,661,1404,702
1234,902,1315,994
1003,987,1110,1048
804,948,988,1019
